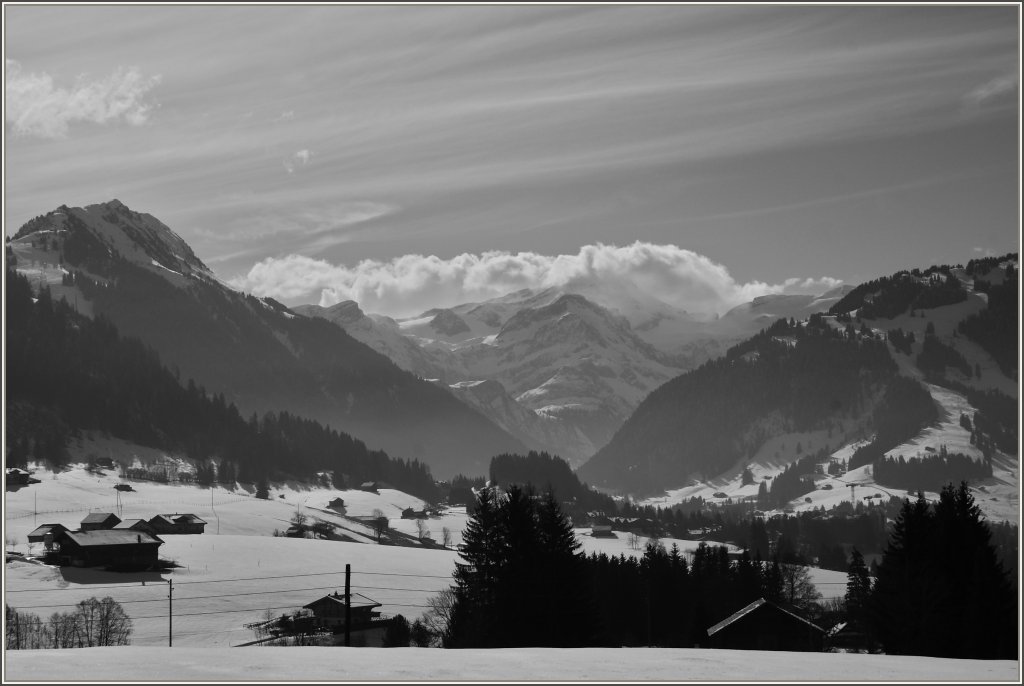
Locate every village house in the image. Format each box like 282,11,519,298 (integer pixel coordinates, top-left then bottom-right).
5,467,31,486
327,497,347,514
302,592,386,645
706,598,825,652
55,529,163,570
80,512,122,531
148,513,206,535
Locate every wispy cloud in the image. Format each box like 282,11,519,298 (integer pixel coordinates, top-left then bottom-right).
5,58,161,138
283,148,312,174
230,242,841,317
964,72,1018,110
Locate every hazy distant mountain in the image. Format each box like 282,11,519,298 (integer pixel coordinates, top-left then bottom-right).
302,282,851,466
9,201,525,478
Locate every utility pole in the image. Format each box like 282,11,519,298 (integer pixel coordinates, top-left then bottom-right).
344,564,351,647
168,579,173,647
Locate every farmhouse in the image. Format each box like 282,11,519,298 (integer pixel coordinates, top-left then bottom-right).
303,592,384,633
27,523,70,544
706,598,825,652
80,512,122,531
327,497,346,514
148,513,206,534
55,530,163,570
5,467,31,486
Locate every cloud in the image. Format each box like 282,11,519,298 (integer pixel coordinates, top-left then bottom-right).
283,148,312,174
963,72,1018,110
230,242,842,318
5,59,161,138
273,110,295,122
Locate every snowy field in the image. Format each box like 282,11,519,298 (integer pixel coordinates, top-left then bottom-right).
3,645,1017,682
5,461,804,651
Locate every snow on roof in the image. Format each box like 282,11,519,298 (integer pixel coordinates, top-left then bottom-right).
63,530,163,547
706,598,823,637
303,592,381,610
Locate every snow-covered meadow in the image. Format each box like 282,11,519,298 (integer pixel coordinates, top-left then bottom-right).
4,459,778,651
4,645,1018,682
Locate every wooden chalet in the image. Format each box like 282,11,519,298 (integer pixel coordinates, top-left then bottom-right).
148,513,206,535
303,592,383,631
590,515,615,537
706,598,825,652
55,530,163,570
80,512,122,531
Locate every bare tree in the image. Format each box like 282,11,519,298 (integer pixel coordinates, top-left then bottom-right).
627,532,642,551
371,508,388,541
290,510,308,529
416,519,430,540
441,526,452,549
311,520,336,539
780,563,823,614
421,587,458,647
74,597,133,647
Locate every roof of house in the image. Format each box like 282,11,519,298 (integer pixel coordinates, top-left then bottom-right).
28,523,69,537
706,598,824,637
113,519,149,529
62,530,163,548
163,513,207,525
81,512,120,524
6,467,30,475
303,592,382,611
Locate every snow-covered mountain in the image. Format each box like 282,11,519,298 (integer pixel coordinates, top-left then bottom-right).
300,283,848,467
9,201,527,479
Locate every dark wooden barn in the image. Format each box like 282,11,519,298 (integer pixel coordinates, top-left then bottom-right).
706,598,825,652
56,530,163,570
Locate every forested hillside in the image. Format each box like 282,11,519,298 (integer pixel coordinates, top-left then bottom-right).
579,316,936,496
4,268,438,499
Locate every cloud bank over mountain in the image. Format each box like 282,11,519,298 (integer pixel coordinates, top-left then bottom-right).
232,242,841,318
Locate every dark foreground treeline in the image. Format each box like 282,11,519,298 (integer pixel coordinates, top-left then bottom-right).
436,482,1016,659
4,268,438,500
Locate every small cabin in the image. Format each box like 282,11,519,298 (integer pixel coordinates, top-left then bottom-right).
707,598,825,652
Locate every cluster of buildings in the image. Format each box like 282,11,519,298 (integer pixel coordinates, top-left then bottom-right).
27,512,206,570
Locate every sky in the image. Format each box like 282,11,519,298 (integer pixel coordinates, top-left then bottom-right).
4,3,1020,317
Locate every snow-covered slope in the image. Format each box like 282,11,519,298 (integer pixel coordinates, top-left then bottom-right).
637,294,1019,525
